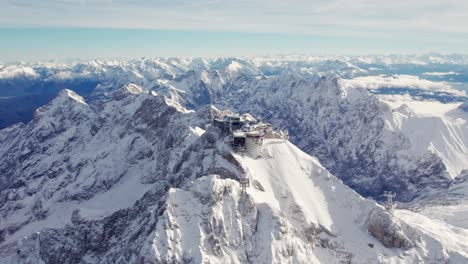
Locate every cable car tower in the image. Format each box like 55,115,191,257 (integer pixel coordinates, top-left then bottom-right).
383,191,397,215
239,177,250,194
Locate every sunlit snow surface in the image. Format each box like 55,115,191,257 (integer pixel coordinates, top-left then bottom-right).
378,95,468,260
151,140,468,263
373,95,468,178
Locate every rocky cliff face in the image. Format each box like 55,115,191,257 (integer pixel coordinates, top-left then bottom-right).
367,209,414,249
0,86,243,245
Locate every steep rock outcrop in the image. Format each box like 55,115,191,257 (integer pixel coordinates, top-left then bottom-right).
367,209,414,249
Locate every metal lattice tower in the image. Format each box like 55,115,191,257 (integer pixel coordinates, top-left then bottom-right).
383,191,397,214
239,177,250,194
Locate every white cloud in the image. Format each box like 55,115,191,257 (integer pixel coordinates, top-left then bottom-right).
1,0,468,39
423,71,459,76
346,74,466,96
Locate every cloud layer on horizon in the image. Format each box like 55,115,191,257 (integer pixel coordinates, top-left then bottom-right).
1,0,468,39
347,74,467,96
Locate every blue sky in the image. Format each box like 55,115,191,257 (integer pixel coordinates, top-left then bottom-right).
1,0,467,61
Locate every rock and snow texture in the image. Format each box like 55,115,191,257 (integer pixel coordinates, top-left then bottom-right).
0,86,245,245
2,118,467,263
382,96,468,179
0,89,467,263
404,169,468,233
1,57,467,202
164,72,454,201
0,56,467,262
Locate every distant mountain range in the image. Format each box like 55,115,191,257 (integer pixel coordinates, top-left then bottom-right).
1,54,467,128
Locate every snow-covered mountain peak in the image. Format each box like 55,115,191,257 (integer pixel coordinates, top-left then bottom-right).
58,88,87,104
0,88,247,246
31,88,92,130
0,65,39,79
227,60,242,72
315,75,365,101
122,83,148,95
382,99,468,179
393,104,415,117
107,83,150,101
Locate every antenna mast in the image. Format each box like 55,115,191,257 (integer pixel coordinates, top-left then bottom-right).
383,191,397,215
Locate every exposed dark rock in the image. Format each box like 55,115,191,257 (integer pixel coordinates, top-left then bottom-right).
367,209,414,250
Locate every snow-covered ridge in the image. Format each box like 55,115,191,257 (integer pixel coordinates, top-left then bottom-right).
152,140,468,263
384,99,468,178
0,65,39,79
2,54,468,81
1,55,467,130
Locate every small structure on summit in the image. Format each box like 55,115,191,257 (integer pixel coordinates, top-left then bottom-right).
213,113,288,158
245,130,264,157
228,130,264,157
213,115,246,133
213,112,286,194
383,191,397,215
